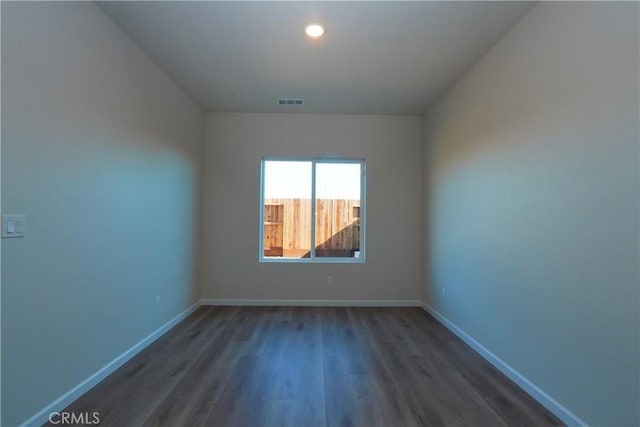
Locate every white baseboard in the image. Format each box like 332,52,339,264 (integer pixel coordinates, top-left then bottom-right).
201,298,422,307
420,302,586,427
19,302,200,427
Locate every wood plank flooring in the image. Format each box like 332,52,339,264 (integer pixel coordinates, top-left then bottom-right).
55,307,563,427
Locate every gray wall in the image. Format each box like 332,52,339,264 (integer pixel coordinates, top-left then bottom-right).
422,2,639,425
1,3,204,425
203,113,422,302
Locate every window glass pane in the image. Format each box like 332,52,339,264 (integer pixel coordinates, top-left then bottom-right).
315,163,362,258
263,161,312,258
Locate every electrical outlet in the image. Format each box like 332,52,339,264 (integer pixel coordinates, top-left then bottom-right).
155,295,160,310
442,287,447,299
327,275,335,285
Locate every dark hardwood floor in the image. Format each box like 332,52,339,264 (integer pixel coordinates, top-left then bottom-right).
56,306,563,427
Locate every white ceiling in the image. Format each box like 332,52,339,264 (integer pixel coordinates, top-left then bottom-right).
97,1,534,115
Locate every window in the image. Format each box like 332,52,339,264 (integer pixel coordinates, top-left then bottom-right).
260,158,365,263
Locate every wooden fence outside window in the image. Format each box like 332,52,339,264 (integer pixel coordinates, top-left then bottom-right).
264,198,361,258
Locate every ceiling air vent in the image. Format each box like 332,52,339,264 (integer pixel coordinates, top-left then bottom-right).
277,98,304,106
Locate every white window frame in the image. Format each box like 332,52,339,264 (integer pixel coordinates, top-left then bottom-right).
259,157,366,264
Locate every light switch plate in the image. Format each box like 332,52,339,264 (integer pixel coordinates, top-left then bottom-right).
2,214,26,238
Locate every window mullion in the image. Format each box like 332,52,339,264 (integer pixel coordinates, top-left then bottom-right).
310,160,317,259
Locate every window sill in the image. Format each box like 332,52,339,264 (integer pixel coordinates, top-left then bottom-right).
259,257,365,264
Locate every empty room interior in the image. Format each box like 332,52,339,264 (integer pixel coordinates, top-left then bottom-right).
1,1,639,426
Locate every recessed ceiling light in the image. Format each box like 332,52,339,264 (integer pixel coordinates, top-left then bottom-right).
305,24,325,38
